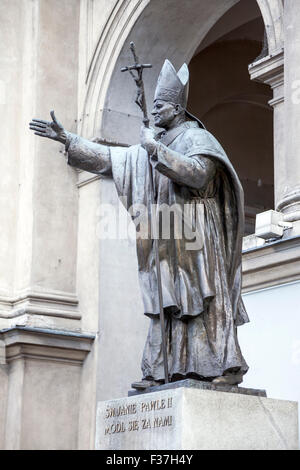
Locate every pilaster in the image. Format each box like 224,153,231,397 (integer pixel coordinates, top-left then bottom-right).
0,0,82,332
249,50,284,213
280,0,300,221
0,326,94,450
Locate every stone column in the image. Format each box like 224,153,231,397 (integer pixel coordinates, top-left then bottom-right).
278,0,300,221
249,51,284,214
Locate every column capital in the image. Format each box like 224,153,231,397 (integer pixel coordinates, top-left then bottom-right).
249,50,284,104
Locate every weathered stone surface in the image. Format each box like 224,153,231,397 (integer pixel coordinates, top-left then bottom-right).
95,387,298,450
128,378,267,397
0,326,95,450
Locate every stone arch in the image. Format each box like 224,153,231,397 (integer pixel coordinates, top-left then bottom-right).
81,0,240,142
80,0,284,144
255,0,284,54
78,0,148,139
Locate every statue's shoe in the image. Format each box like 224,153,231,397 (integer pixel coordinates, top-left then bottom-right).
131,379,161,390
212,373,243,386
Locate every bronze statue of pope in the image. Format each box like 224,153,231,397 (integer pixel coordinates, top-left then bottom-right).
30,59,249,388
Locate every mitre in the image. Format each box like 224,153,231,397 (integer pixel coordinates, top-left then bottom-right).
154,59,205,129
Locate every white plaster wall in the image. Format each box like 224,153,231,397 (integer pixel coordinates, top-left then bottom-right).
240,281,300,437
21,359,82,450
0,0,81,300
29,0,80,294
0,0,23,297
76,176,101,449
77,0,119,117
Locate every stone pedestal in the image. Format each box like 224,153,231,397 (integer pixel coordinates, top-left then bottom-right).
95,382,298,450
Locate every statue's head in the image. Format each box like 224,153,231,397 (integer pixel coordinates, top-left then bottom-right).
152,60,205,130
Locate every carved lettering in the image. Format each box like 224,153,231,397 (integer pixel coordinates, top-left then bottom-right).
140,399,166,413
105,403,137,419
104,422,126,435
141,418,151,430
128,420,139,432
153,415,173,428
103,396,175,437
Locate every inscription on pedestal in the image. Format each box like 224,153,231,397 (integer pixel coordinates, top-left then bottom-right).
96,391,180,450
104,397,174,436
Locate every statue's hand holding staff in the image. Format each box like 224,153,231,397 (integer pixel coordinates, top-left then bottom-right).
140,124,157,155
29,111,67,144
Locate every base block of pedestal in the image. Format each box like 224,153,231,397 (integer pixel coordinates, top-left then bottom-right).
95,387,298,450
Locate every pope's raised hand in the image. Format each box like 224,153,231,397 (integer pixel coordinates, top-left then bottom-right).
29,111,67,144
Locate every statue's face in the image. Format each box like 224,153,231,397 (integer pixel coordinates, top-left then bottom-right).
151,100,177,129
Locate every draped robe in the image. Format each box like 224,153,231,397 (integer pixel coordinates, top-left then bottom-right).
66,121,249,381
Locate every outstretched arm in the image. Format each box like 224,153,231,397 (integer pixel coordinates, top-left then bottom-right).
29,110,69,144
29,111,112,176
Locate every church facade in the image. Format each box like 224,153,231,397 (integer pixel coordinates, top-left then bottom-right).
0,0,299,449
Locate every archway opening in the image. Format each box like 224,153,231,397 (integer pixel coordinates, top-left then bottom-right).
188,0,274,234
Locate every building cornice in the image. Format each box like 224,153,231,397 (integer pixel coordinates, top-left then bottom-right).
242,235,300,292
0,326,95,365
